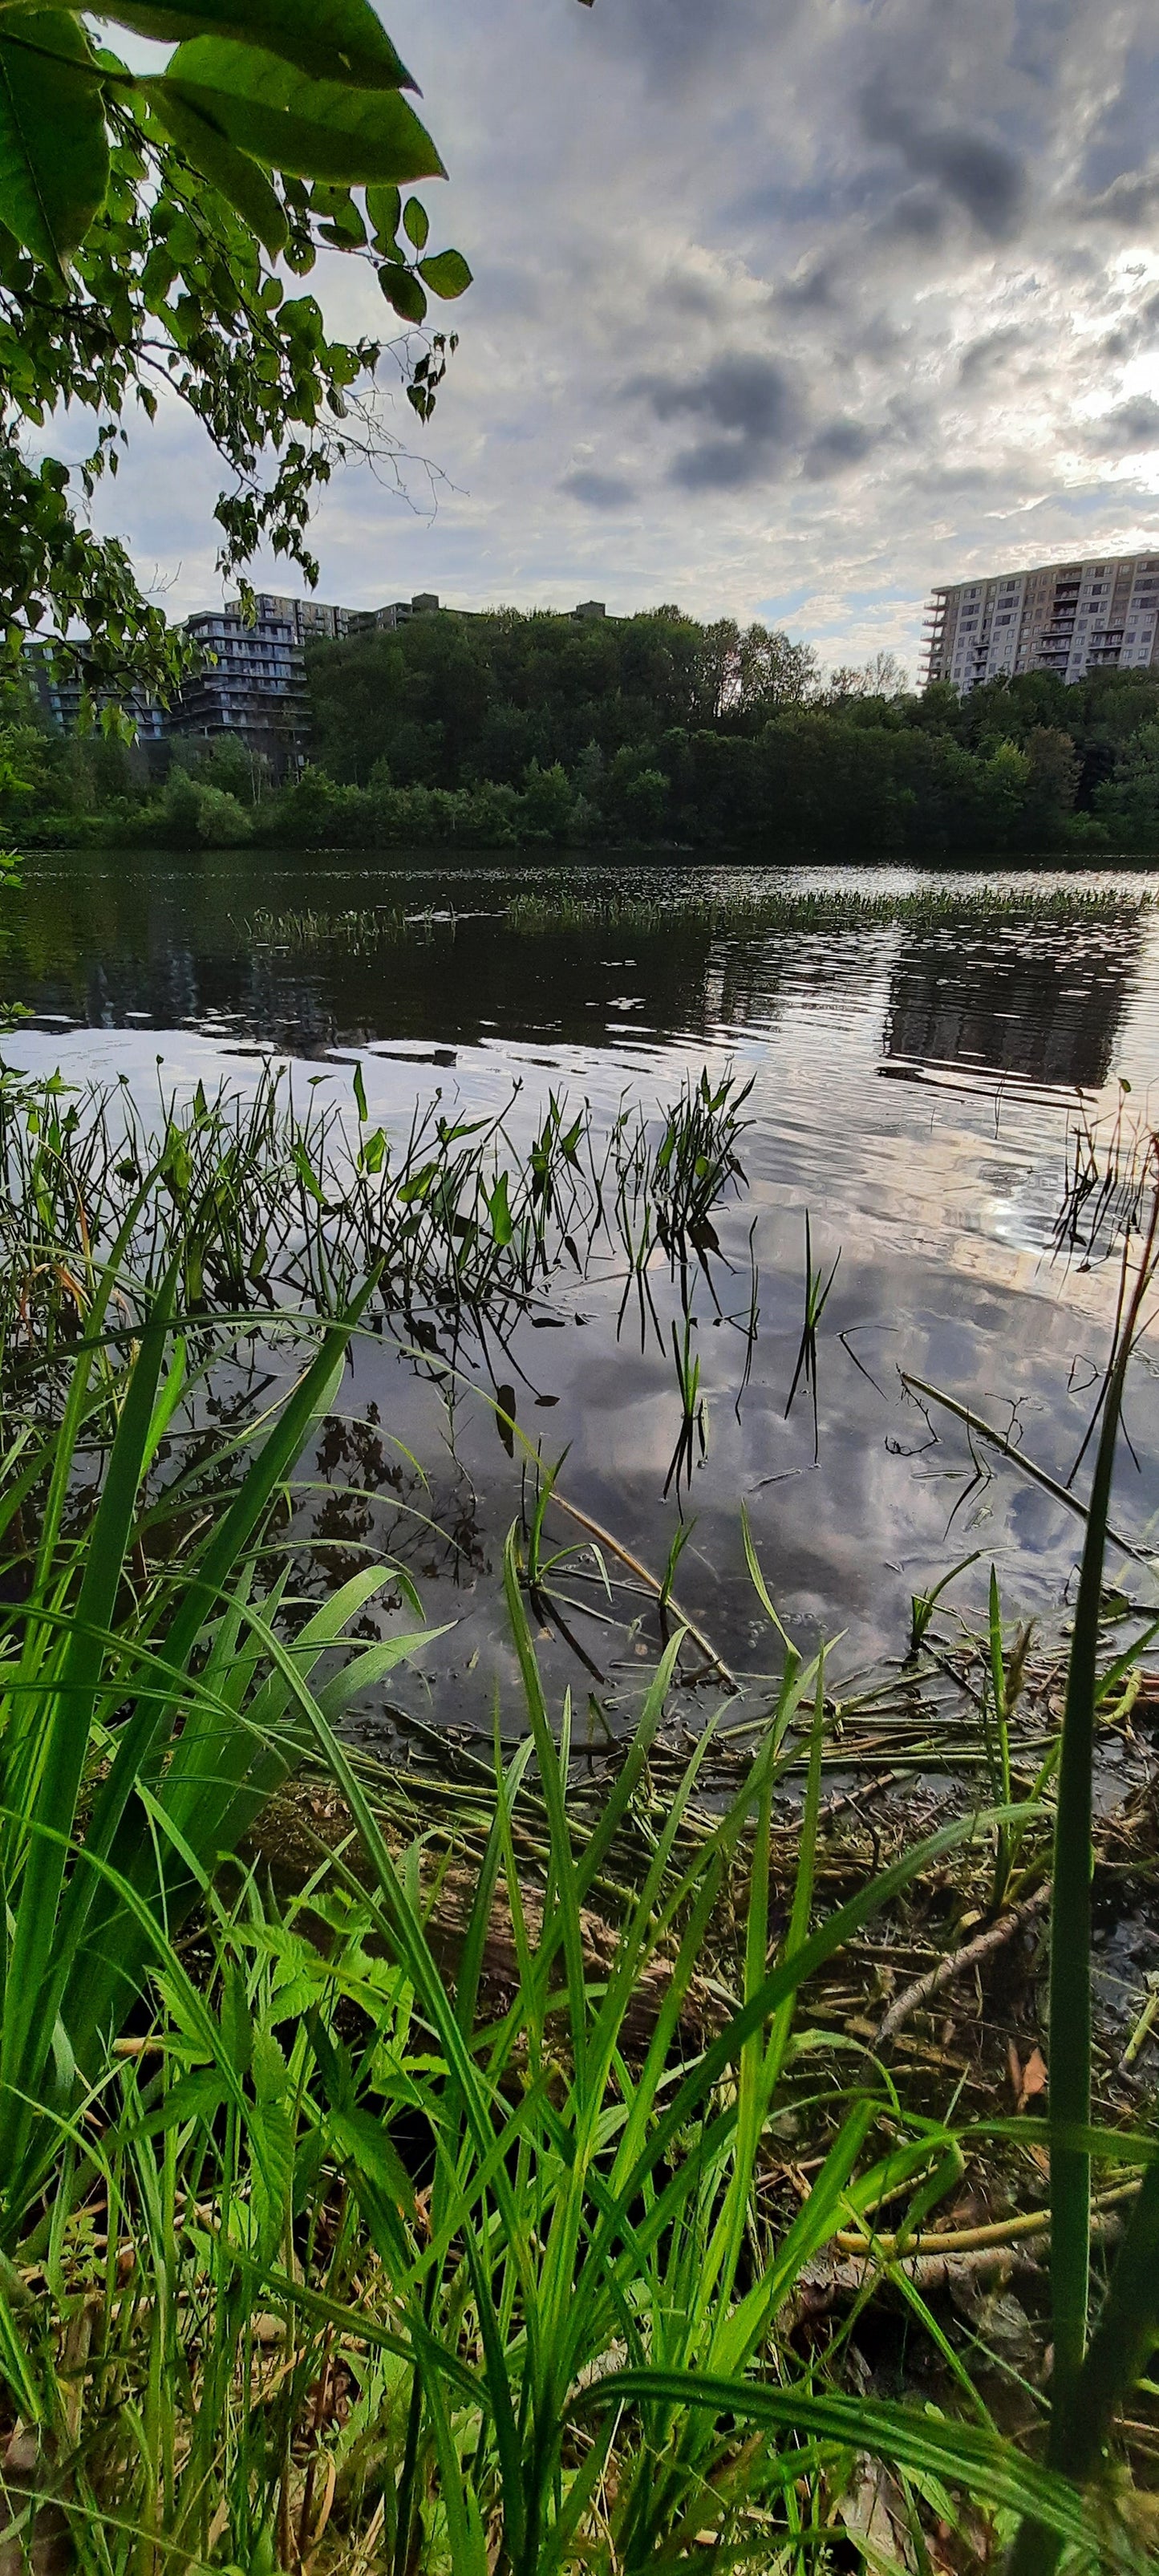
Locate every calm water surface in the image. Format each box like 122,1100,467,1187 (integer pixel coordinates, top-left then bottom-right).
6,849,1159,1730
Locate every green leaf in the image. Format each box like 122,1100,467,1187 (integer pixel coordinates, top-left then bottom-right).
158,39,445,184
0,10,108,271
147,84,287,251
401,192,427,249
366,178,399,245
329,2106,416,2216
379,262,426,323
417,246,472,300
73,0,416,91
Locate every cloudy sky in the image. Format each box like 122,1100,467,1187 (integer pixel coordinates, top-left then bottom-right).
85,0,1159,672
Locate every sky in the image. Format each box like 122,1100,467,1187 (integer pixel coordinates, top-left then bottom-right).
76,0,1159,675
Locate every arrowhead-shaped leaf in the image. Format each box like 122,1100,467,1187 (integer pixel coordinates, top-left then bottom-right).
81,1,416,92
0,9,108,271
161,39,444,183
147,83,287,249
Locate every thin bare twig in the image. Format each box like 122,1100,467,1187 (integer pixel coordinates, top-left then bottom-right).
874,1886,1051,2047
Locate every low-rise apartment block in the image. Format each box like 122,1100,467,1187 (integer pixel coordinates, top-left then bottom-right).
923,552,1159,691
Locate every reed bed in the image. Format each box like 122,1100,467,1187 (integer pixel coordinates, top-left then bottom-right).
503,881,1159,940
245,905,430,953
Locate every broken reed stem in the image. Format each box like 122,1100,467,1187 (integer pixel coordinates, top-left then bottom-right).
549,1490,739,1689
901,1374,1149,1561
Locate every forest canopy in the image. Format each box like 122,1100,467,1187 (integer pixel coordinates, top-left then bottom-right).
12,602,1159,855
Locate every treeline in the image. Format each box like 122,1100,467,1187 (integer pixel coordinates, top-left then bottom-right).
13,606,1159,852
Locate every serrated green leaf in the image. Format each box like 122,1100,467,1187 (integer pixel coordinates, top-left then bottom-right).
162,39,445,184
417,246,471,300
71,0,416,91
379,262,426,323
330,2105,416,2216
148,83,287,251
0,10,108,270
401,192,427,249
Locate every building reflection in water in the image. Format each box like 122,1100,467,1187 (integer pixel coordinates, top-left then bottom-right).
881,911,1143,1092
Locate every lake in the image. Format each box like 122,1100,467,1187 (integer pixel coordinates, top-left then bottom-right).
5,847,1159,1739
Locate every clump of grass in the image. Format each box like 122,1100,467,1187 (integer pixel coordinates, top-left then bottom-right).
245,903,410,951
0,1256,439,2248
0,1527,1126,2575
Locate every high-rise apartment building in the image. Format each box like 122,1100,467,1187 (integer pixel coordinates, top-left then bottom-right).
22,639,166,743
160,591,447,771
169,593,314,772
924,553,1159,691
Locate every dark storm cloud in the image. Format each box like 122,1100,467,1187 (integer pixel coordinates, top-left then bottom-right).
802,420,880,477
877,186,947,245
657,268,727,319
601,0,804,85
775,258,841,311
860,83,1028,239
561,469,636,509
635,352,800,493
1086,397,1159,452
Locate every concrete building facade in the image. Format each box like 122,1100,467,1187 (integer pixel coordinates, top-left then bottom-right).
924,552,1159,691
22,639,166,743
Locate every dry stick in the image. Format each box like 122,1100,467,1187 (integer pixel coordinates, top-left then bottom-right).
833,2180,1141,2264
900,1373,1150,1562
874,1885,1052,2048
793,2204,1133,2309
549,1490,739,1689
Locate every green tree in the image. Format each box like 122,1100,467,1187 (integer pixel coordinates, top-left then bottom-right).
1091,718,1159,850
0,2,472,707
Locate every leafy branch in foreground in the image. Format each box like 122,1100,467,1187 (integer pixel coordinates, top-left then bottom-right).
0,0,477,702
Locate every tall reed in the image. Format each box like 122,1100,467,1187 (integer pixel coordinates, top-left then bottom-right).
1009,1173,1159,2574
